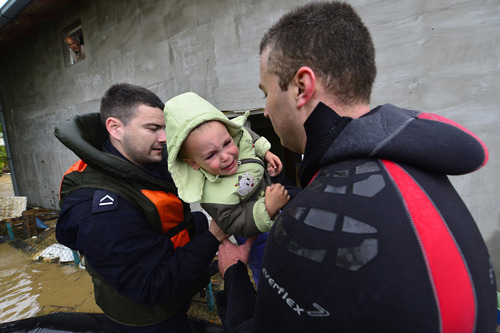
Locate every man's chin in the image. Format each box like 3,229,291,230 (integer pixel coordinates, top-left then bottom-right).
146,153,163,164
152,155,163,163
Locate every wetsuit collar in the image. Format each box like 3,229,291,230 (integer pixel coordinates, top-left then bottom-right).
299,103,352,186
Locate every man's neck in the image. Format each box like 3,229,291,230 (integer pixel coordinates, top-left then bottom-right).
310,89,370,119
334,104,371,118
104,139,128,161
316,97,370,119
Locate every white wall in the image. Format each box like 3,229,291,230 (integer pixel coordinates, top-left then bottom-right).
364,0,500,283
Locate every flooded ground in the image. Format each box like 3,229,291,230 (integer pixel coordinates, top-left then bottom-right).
0,173,95,324
0,241,100,323
0,239,223,327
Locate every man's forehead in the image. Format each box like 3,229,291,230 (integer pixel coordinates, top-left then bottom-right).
136,104,162,113
133,105,164,122
258,54,269,90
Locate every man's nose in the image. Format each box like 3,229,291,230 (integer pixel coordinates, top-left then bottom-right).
158,130,166,143
263,108,269,118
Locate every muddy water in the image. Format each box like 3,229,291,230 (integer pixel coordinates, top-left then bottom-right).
0,242,101,324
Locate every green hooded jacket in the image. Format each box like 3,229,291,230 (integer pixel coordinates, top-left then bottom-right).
165,92,274,236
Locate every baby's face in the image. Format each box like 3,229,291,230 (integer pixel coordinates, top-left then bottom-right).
183,121,240,176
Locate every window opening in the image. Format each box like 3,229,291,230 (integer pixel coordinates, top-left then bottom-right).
61,20,85,66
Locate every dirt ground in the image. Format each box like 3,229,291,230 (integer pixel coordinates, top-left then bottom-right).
0,173,14,197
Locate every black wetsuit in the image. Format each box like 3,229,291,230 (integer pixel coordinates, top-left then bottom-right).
221,103,497,332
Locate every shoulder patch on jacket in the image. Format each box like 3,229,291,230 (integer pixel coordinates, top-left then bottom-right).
92,190,119,213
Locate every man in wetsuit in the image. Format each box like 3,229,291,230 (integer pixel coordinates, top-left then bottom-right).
55,83,229,332
216,2,497,332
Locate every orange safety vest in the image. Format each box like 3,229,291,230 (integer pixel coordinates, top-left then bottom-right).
60,160,192,248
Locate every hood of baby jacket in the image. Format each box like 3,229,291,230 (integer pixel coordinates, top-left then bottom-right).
164,92,249,203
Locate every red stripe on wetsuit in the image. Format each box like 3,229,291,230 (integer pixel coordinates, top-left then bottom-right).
383,159,476,333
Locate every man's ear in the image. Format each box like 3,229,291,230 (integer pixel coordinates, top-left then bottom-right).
106,117,124,141
182,158,201,170
293,66,316,109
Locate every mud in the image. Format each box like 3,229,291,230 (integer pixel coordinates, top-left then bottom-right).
0,242,100,323
0,241,224,326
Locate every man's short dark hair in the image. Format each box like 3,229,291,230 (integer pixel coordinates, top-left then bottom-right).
99,83,165,127
259,1,376,105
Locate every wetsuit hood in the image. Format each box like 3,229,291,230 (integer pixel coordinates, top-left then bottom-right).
299,103,488,186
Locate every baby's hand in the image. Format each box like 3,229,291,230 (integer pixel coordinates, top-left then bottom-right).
267,163,280,177
265,183,290,218
265,151,283,177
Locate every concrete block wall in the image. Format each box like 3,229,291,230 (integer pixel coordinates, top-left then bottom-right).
0,0,498,286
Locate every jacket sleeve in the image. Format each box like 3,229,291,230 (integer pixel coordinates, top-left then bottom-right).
220,260,255,333
244,127,271,160
56,188,220,306
201,196,268,236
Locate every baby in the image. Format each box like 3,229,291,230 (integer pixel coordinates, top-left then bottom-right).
164,92,290,237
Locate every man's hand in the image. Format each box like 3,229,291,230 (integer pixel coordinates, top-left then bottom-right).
218,237,256,278
209,219,231,243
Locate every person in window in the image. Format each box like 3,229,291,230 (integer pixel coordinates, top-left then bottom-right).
64,35,85,64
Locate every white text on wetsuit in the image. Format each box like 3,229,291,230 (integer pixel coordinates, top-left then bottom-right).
262,267,330,317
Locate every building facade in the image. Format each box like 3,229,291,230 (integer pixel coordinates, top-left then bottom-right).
0,0,498,286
